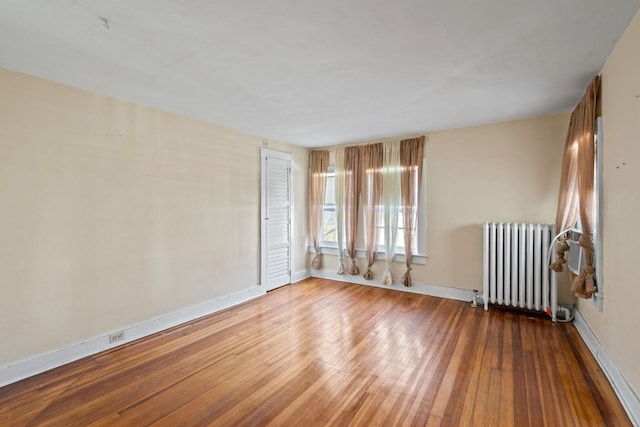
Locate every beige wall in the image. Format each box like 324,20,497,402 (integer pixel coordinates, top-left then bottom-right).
0,68,308,366
577,10,640,398
318,114,573,301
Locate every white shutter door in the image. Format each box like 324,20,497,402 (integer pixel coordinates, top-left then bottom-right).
262,152,292,291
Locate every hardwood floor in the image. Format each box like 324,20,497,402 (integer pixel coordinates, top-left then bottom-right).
0,278,631,426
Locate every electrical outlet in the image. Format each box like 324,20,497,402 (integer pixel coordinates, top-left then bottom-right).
109,330,125,343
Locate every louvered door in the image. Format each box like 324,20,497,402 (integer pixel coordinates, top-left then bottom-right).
261,148,292,291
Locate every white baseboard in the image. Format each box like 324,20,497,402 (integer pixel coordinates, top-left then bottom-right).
310,269,474,302
573,310,640,426
0,285,265,388
293,269,311,283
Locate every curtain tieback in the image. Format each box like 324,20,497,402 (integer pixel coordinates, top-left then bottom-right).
311,253,321,270
363,267,374,280
401,268,412,287
350,258,360,275
381,262,393,285
550,258,566,273
557,241,569,253
577,234,593,249
581,265,595,275
337,256,345,275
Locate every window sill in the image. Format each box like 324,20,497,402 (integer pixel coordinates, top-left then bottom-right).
309,246,427,265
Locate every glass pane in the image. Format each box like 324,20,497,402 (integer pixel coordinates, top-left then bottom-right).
324,174,335,205
322,209,336,241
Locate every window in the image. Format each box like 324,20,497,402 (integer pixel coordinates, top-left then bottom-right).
373,163,421,254
319,161,426,260
321,167,337,243
593,116,603,309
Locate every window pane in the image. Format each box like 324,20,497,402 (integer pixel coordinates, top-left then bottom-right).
323,209,336,241
325,174,335,205
377,226,384,246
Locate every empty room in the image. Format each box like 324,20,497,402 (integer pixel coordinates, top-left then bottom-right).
1,1,639,426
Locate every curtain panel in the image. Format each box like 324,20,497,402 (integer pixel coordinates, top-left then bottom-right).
400,136,425,287
381,141,401,285
360,143,383,280
309,150,329,270
551,76,600,299
344,146,362,275
550,116,581,273
335,148,346,274
571,76,600,299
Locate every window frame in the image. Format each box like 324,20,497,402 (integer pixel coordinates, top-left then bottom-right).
593,116,604,310
319,166,338,248
314,159,427,264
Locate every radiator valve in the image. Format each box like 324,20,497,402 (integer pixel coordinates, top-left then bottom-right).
471,290,483,307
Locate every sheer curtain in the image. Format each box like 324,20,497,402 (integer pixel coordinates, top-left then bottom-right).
309,150,329,270
344,146,361,275
400,136,425,287
360,143,383,280
335,148,346,274
381,141,401,285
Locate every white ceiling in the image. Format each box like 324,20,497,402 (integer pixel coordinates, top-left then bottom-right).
1,0,638,147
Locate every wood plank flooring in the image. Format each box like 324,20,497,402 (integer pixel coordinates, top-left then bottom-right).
0,278,632,426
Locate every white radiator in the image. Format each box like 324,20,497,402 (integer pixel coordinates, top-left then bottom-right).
482,222,557,319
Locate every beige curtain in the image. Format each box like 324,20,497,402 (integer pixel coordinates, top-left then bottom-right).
550,76,600,299
571,76,600,299
335,148,346,274
400,136,425,287
309,150,329,270
550,113,581,272
360,143,383,280
344,146,361,275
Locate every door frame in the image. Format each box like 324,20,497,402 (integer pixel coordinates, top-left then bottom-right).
260,147,293,290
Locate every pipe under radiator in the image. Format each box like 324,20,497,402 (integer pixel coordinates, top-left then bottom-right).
482,222,558,320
